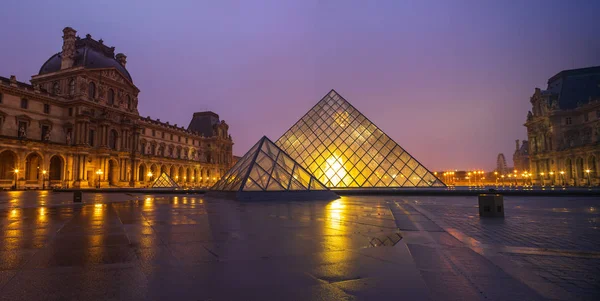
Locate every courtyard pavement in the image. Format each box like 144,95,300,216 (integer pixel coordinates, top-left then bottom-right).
0,191,598,300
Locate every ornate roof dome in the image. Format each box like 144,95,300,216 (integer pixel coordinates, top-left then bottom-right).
38,33,132,83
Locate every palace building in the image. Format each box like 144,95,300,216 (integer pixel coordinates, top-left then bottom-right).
525,66,600,186
0,27,233,189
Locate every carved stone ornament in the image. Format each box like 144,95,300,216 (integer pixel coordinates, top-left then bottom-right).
101,70,124,83
98,85,106,98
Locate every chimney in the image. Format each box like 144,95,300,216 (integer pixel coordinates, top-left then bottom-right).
116,53,127,68
515,139,520,151
61,27,77,70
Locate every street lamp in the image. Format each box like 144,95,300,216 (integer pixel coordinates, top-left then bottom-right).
13,169,19,190
585,169,592,187
95,169,103,188
549,171,555,186
559,171,565,186
540,172,545,187
501,175,505,186
147,171,153,182
42,170,47,190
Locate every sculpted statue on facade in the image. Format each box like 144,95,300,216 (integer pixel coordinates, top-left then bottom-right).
18,126,26,138
44,131,51,142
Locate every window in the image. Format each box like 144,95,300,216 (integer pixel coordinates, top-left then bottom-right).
69,80,75,96
17,121,27,138
565,117,572,125
43,104,50,114
152,129,156,137
141,128,145,135
170,134,173,140
89,129,95,146
178,136,181,142
127,95,131,110
68,108,73,116
162,132,165,139
186,137,188,143
20,98,28,109
88,82,96,99
141,142,146,155
0,93,3,103
41,125,50,141
584,113,589,122
108,89,115,105
109,130,118,150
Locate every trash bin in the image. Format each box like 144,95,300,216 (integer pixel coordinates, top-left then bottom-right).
73,190,82,203
478,194,504,217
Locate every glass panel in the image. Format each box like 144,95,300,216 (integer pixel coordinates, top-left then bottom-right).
256,151,275,173
265,177,285,191
243,178,262,191
272,165,292,190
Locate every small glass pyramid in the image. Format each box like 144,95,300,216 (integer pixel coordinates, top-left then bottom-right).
211,136,330,192
276,89,445,188
151,172,180,188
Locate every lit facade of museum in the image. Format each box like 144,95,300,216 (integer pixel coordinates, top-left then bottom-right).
0,27,233,189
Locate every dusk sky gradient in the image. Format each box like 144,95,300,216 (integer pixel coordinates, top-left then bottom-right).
2,0,599,170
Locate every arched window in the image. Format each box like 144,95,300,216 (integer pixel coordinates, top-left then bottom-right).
88,82,96,99
108,89,115,105
69,80,75,96
127,95,132,110
109,130,118,150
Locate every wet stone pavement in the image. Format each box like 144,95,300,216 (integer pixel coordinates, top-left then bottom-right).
0,191,598,300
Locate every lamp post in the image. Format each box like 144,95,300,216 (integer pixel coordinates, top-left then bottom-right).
494,172,498,185
147,171,153,182
501,175,505,187
539,172,545,187
549,171,555,186
42,170,47,190
585,169,591,187
559,171,565,186
95,169,103,189
14,169,19,190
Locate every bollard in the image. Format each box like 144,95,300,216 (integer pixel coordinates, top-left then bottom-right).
73,190,82,203
478,194,504,217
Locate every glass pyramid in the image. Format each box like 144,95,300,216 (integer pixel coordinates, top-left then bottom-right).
275,90,445,188
211,136,330,192
151,172,180,188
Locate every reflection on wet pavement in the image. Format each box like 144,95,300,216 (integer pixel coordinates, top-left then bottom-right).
0,193,432,300
0,192,578,300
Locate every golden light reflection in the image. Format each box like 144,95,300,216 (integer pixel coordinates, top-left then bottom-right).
144,197,153,207
94,203,103,216
323,198,350,262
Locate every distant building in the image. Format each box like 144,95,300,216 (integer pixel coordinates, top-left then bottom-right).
512,140,529,172
525,66,600,186
496,153,508,174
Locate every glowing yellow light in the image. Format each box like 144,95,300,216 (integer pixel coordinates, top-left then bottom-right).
324,155,346,187
14,169,19,173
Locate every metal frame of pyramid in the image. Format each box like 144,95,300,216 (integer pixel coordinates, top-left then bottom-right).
207,136,339,201
151,172,180,189
275,90,445,188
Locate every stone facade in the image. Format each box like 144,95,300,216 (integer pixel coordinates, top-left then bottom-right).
0,27,233,189
525,66,600,186
512,140,529,173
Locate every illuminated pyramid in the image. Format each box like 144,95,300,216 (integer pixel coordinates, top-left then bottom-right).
208,136,338,201
276,90,445,188
151,172,179,188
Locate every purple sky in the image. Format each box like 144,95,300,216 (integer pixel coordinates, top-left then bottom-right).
2,0,599,171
